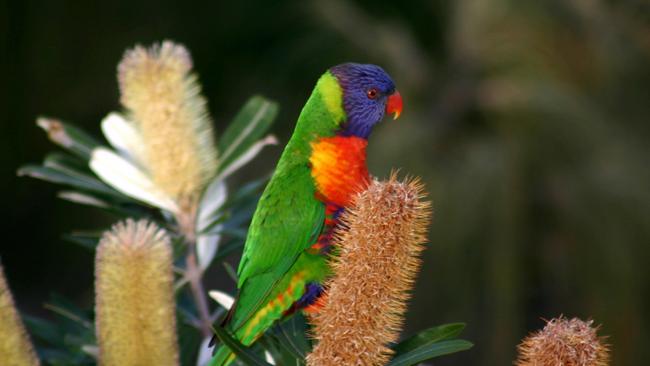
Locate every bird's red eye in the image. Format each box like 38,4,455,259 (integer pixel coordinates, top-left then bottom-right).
366,88,378,99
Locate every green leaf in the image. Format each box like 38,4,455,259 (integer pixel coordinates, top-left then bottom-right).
44,152,90,173
211,326,273,366
387,339,473,366
223,262,239,283
212,238,244,263
275,314,310,358
62,232,101,250
259,333,304,366
218,96,278,172
37,117,101,160
177,321,203,366
198,212,229,236
23,314,64,346
392,322,466,355
17,165,125,199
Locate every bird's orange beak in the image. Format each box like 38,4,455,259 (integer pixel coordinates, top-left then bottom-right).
386,90,403,120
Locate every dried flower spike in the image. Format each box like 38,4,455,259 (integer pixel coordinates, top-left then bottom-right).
95,219,178,366
118,41,217,204
516,316,610,366
307,174,431,366
0,262,39,366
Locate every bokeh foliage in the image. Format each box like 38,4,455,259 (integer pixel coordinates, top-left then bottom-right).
3,0,649,365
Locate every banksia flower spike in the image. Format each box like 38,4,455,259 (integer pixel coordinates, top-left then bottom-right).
117,41,217,203
307,174,431,366
0,262,39,366
95,219,179,366
516,316,610,366
90,41,218,237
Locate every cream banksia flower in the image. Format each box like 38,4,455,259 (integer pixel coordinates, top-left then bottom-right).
307,175,431,366
0,263,39,366
117,41,217,202
516,316,610,366
95,219,178,366
90,41,217,219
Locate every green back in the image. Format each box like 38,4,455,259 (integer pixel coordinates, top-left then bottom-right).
230,72,345,330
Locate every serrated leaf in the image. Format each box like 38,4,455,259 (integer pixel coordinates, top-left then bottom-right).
392,322,466,355
218,96,278,172
211,325,273,366
387,339,473,366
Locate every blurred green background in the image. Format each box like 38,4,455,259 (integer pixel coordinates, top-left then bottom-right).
2,0,649,365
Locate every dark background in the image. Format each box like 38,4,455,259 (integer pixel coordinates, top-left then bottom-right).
2,1,649,365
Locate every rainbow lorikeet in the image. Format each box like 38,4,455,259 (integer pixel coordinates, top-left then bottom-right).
209,63,402,365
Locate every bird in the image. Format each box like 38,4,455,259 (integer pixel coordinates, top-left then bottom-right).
209,63,402,366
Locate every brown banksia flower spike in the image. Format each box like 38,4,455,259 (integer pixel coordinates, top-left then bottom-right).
95,219,179,366
117,40,217,205
516,316,610,366
307,174,432,366
0,262,39,366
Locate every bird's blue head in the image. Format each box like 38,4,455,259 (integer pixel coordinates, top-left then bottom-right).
330,63,402,139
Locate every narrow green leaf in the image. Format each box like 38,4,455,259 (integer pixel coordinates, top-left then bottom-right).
223,262,239,283
387,339,473,366
212,238,244,262
218,96,278,172
43,303,93,330
178,322,203,366
211,326,273,366
278,314,310,357
392,322,466,354
23,315,64,346
259,334,303,366
37,117,100,160
62,232,101,250
44,152,89,173
58,191,110,209
222,176,269,212
17,165,125,199
200,176,267,232
198,213,229,235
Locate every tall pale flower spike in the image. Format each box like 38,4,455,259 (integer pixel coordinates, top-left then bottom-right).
307,174,431,366
88,41,218,220
0,263,39,366
516,316,610,366
95,219,179,366
116,41,218,231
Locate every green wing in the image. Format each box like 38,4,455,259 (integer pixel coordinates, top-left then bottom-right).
226,71,343,333
229,161,325,330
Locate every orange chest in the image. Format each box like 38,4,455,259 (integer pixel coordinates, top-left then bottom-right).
309,136,370,207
